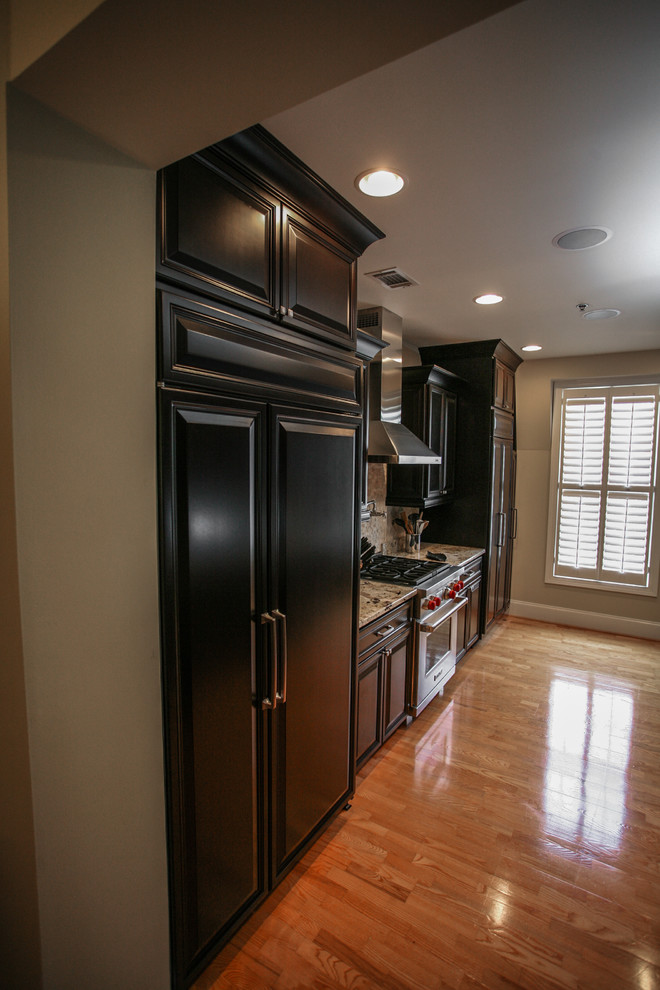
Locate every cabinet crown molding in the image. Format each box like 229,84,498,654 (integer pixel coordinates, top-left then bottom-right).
211,125,385,256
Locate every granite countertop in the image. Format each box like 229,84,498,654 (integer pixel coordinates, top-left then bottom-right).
359,542,484,627
359,582,418,627
399,542,485,569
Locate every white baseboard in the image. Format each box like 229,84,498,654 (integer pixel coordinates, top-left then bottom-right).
508,600,660,641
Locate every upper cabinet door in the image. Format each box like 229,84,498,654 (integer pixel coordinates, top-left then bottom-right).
494,359,516,412
426,385,457,503
386,368,460,509
158,152,280,317
157,127,384,354
281,207,357,349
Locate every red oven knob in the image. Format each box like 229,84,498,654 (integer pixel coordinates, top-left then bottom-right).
454,580,464,591
444,588,456,599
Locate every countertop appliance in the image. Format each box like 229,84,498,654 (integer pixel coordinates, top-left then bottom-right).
361,553,482,715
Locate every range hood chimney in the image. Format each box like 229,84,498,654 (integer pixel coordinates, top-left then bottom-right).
358,307,442,465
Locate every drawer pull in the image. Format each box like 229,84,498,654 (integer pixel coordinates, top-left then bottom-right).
375,624,396,637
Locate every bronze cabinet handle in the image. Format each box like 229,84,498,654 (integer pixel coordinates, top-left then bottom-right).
260,613,278,710
272,609,288,704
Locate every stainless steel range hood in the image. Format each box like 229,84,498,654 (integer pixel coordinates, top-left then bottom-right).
358,307,442,465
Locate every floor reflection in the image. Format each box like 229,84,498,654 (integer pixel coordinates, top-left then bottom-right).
413,699,454,794
544,674,633,851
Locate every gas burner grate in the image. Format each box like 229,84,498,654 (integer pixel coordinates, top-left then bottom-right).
361,554,451,587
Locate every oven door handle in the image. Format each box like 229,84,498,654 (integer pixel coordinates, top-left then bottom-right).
418,595,467,633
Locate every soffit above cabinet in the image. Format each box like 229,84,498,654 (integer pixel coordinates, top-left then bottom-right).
11,0,522,169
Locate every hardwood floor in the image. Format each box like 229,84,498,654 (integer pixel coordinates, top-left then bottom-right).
194,617,660,990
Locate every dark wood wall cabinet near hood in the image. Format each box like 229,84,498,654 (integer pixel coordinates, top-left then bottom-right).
157,126,384,989
386,364,463,509
417,340,522,636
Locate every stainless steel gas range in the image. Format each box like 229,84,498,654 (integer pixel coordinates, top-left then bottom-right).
361,552,482,716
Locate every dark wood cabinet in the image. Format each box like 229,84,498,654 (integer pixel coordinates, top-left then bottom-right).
280,205,356,342
487,434,515,627
383,634,410,737
417,340,522,636
158,150,280,317
157,125,382,989
386,365,461,508
456,566,483,661
159,387,360,986
356,330,388,516
356,601,412,768
157,286,363,414
494,359,515,412
158,126,383,351
356,652,382,764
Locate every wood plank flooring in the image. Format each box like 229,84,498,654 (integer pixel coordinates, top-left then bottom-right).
194,617,660,990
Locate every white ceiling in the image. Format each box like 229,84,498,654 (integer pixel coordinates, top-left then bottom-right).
263,0,660,360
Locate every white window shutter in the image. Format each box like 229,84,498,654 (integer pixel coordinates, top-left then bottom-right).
561,398,605,486
556,490,601,571
546,380,660,595
608,396,656,487
602,493,650,577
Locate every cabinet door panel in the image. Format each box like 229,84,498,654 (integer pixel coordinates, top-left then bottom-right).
282,209,356,347
487,438,514,628
487,439,505,629
467,579,482,650
271,410,358,877
159,154,279,315
501,446,516,613
427,387,456,501
387,380,457,508
383,634,410,739
159,391,267,979
356,654,383,766
494,359,515,411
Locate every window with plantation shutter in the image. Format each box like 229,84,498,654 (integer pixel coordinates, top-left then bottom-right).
546,379,660,595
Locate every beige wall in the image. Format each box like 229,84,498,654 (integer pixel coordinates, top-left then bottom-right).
8,90,169,988
512,349,660,638
0,5,43,986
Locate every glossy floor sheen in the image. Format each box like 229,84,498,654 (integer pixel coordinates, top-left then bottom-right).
194,617,660,990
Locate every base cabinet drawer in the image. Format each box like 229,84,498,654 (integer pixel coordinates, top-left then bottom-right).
357,601,413,769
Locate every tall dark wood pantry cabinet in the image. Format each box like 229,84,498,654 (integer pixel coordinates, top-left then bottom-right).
157,127,383,989
418,339,522,635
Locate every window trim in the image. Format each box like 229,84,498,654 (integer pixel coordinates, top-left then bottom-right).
545,375,660,597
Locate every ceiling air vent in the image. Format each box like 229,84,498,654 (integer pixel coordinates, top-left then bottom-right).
365,267,419,289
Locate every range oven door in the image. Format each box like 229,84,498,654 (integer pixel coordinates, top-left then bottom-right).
411,596,467,717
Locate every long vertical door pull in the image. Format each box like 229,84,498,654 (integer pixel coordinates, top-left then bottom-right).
272,609,288,704
261,613,278,710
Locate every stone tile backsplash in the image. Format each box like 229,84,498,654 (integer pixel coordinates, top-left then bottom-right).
362,464,416,554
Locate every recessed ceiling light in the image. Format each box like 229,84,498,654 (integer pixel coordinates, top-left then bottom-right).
582,308,621,320
552,226,612,250
522,344,542,352
474,293,503,305
355,169,405,197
